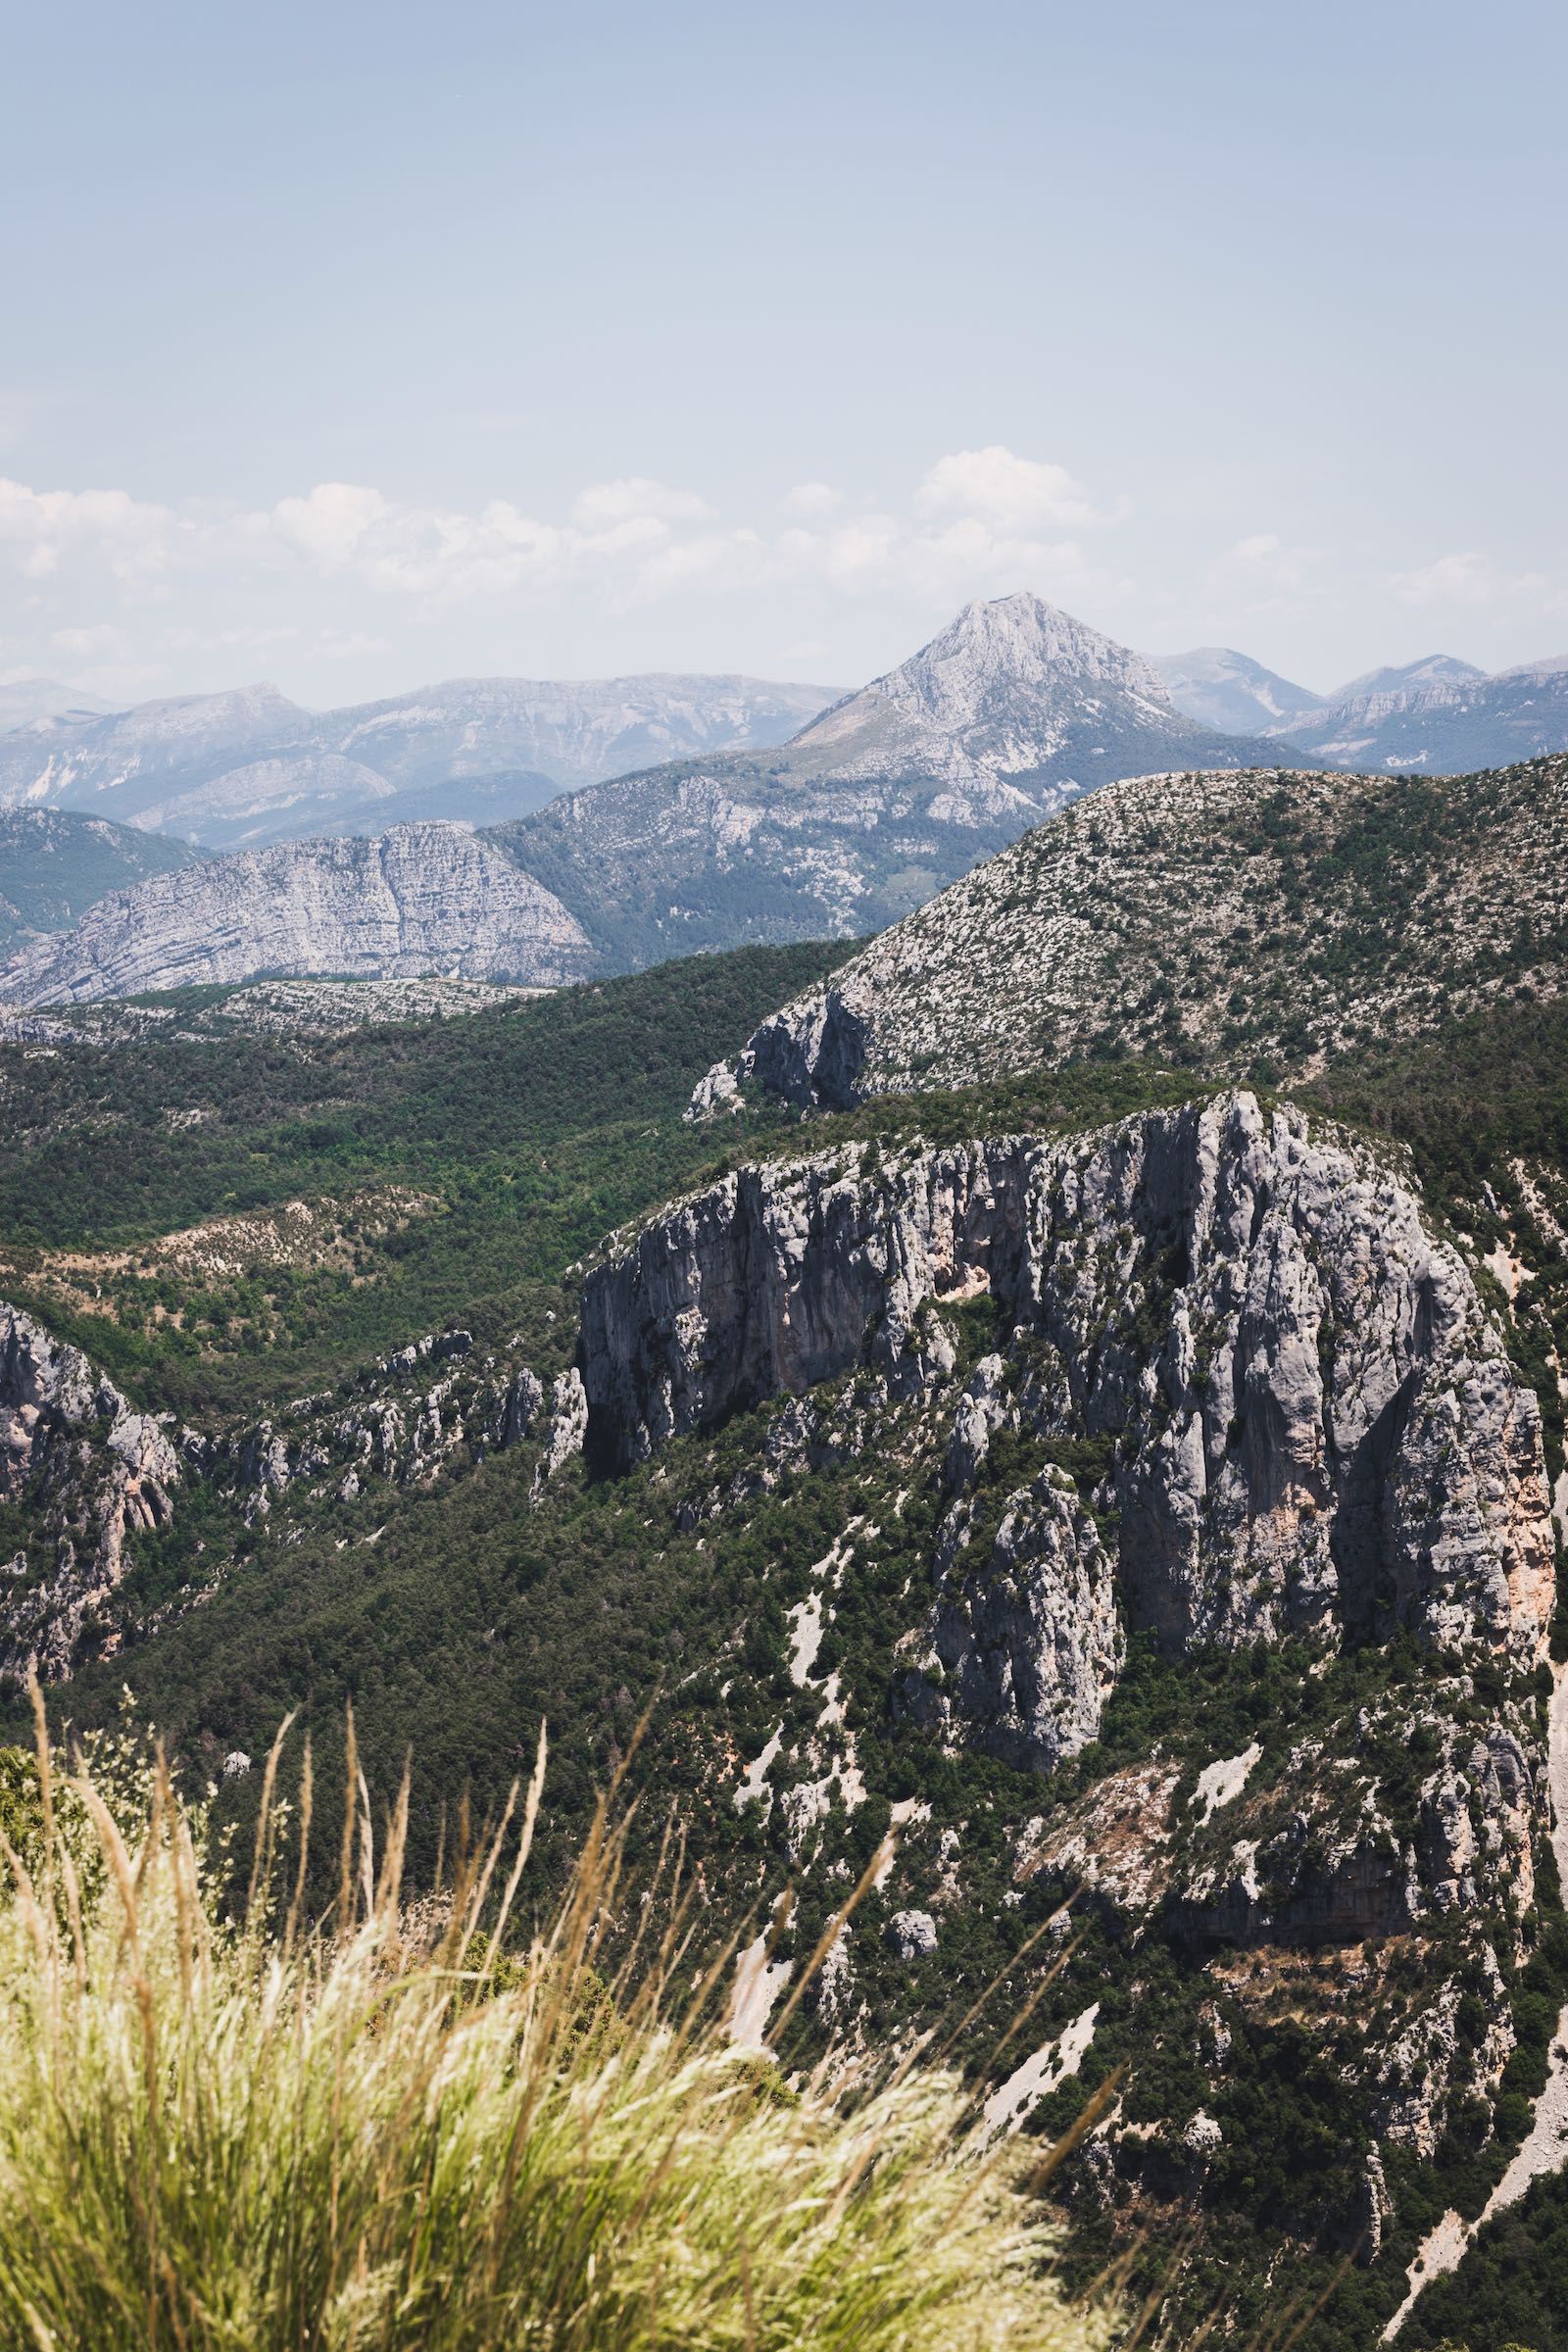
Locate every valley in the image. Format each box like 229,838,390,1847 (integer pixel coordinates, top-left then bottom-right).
2,739,1567,2346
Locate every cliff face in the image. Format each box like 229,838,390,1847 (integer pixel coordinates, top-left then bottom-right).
0,1302,182,1680
583,1095,1553,1712
575,1093,1561,2223
0,823,595,1006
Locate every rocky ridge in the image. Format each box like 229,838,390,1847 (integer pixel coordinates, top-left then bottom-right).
1280,654,1568,776
572,1089,1562,2249
0,822,595,1006
0,808,201,958
701,752,1568,1109
1152,646,1328,736
585,1093,1553,1690
0,1302,183,1679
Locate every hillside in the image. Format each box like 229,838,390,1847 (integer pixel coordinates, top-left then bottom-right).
0,822,594,1005
707,752,1568,1109
0,808,202,957
495,594,1306,966
0,672,836,850
3,985,1566,2345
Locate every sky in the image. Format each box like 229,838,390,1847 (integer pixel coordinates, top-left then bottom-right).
2,0,1565,709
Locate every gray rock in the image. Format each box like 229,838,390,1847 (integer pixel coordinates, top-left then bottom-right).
886,1909,939,1961
0,1300,181,1681
580,1097,1553,1732
0,824,595,1007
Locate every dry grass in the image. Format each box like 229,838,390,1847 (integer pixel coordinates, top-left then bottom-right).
0,1702,1111,2352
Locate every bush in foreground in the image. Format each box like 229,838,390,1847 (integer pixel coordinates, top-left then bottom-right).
0,1713,1109,2352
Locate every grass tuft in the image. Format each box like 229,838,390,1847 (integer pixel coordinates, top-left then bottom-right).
0,1704,1108,2352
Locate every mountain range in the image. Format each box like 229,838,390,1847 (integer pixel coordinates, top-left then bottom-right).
0,595,1304,1000
490,594,1301,963
6,591,1568,1012
1156,642,1568,772
0,672,837,850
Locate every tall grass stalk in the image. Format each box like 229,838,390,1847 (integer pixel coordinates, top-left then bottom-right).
0,1703,1109,2352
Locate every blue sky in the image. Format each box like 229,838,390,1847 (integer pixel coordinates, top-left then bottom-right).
3,0,1564,705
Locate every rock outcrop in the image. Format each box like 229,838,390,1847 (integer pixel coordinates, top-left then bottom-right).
0,1301,181,1680
582,1096,1554,1765
0,823,595,1006
0,1299,588,1680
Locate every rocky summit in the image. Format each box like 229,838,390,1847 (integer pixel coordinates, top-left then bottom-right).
0,820,594,1004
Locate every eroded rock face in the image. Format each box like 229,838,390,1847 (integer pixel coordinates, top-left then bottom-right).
581,1097,1554,1744
912,1468,1122,1771
0,1301,587,1679
0,823,595,1007
0,1301,181,1680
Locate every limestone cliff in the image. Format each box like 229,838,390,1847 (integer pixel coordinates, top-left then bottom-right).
583,1094,1553,1740
0,823,594,1006
0,1302,181,1680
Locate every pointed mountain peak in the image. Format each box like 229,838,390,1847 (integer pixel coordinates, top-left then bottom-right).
868,592,1173,726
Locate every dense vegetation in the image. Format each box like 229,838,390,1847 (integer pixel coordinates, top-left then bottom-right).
0,941,852,1418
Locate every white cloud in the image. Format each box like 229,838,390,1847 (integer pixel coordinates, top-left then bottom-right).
569,476,711,529
0,476,183,583
1392,551,1499,607
781,481,843,518
0,448,1130,671
915,446,1104,531
264,482,390,568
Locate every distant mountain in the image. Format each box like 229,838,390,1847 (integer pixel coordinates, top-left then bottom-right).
0,808,202,959
1326,653,1485,701
1278,653,1568,772
704,750,1568,1110
1152,646,1326,735
496,593,1305,967
0,824,593,1006
0,674,839,851
0,677,116,733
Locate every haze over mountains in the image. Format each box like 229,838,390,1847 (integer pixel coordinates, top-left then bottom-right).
0,672,837,850
0,595,1300,1000
4,589,1568,1007
1156,641,1568,772
493,593,1298,963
